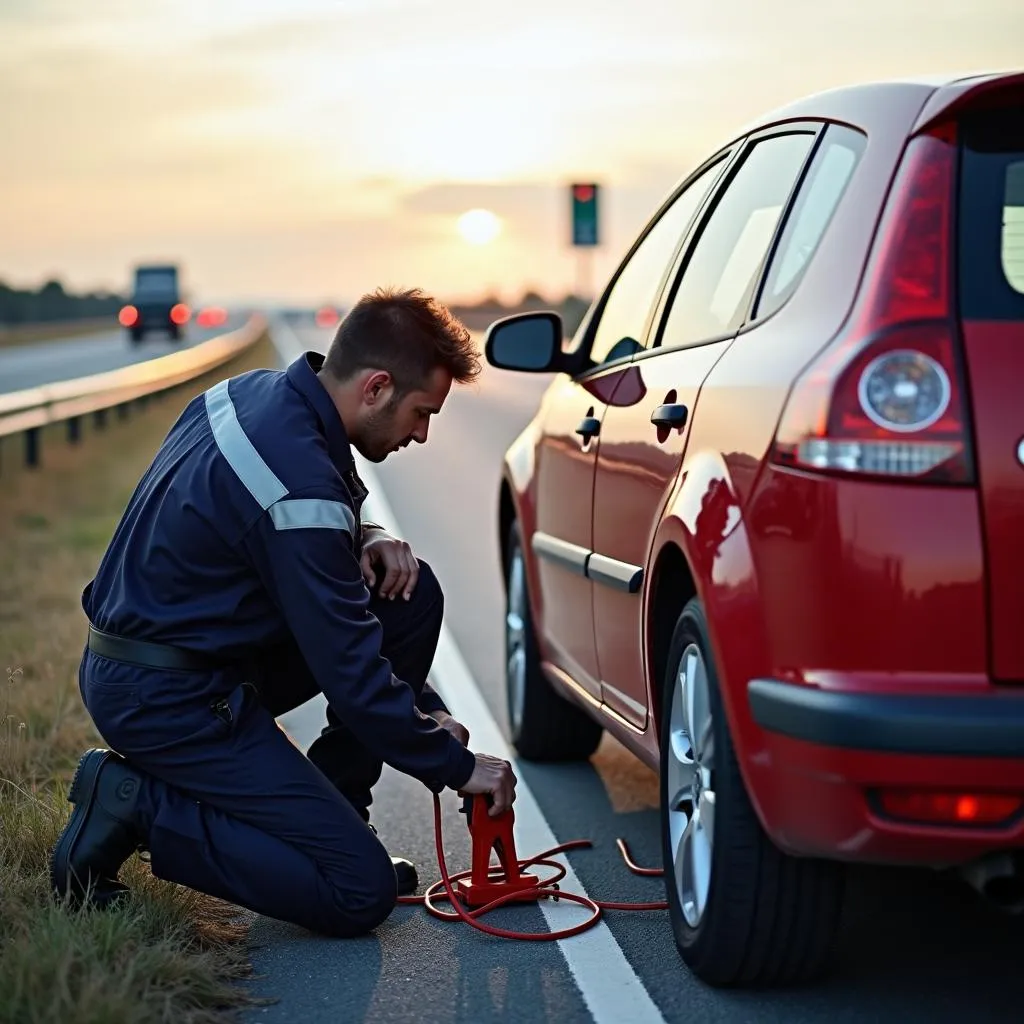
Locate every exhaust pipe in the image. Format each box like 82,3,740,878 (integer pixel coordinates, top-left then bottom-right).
958,852,1024,914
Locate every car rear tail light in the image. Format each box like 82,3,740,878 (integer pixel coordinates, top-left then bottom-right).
118,305,139,327
877,789,1022,827
170,303,191,325
771,124,974,484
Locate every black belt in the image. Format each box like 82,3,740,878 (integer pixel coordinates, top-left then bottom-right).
87,624,223,673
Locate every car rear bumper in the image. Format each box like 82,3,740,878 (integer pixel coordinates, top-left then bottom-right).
748,678,1024,758
742,678,1024,866
131,304,175,325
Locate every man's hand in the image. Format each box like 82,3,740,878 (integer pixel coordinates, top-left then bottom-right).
459,753,518,817
429,709,470,747
360,527,418,600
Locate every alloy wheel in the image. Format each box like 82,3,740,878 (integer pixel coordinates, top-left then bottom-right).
666,642,717,928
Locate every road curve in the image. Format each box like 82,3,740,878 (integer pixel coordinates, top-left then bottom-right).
0,313,249,394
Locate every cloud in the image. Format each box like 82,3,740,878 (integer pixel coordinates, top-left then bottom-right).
398,174,701,261
2,0,1022,303
401,183,551,218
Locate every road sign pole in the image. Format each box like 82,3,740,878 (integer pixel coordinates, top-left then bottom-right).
570,182,600,300
575,248,594,301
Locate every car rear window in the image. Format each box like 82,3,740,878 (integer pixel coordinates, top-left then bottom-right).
958,110,1024,320
135,268,178,295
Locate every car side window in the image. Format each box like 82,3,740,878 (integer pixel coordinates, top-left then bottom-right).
587,159,727,367
658,132,817,350
1004,160,1024,294
754,126,866,320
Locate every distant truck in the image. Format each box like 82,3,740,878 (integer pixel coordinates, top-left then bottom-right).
119,264,190,343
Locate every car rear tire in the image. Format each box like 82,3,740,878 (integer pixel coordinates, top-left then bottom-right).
659,597,844,987
504,520,603,761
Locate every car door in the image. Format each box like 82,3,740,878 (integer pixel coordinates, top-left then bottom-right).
590,127,823,729
530,370,613,697
530,170,736,698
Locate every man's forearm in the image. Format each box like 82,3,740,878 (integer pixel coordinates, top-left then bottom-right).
417,680,449,716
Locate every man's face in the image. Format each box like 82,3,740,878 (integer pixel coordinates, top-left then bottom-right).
355,365,453,463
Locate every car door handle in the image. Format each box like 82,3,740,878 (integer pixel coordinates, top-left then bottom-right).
650,403,688,429
575,416,601,439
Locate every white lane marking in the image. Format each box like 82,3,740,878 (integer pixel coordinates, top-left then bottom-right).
269,317,667,1024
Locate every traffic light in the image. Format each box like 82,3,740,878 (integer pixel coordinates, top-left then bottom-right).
571,183,600,247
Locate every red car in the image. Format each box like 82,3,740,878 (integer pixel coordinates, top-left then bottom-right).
486,71,1024,987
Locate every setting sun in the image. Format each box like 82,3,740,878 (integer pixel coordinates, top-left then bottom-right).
457,208,502,246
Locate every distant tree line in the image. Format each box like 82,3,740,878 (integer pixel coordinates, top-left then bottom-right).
0,279,126,325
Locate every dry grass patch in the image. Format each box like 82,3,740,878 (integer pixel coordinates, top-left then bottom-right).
0,334,279,1024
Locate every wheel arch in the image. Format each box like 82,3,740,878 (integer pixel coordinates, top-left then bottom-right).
499,477,516,582
646,542,699,735
646,449,778,840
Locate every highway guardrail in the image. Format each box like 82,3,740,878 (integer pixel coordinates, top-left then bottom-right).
0,314,268,472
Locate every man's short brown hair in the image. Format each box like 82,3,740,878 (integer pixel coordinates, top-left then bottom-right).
323,287,480,394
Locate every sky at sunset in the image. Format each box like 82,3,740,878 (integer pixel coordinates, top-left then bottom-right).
2,0,1022,307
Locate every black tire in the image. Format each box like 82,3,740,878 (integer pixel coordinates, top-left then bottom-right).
504,520,603,761
168,324,181,341
129,328,144,344
659,597,845,987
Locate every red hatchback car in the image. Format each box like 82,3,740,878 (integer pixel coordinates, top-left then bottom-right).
485,72,1024,987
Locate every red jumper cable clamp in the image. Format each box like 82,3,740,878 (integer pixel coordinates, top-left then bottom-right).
455,794,541,906
396,791,669,942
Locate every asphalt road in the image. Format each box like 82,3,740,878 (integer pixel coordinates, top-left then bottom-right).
0,313,249,394
245,319,1023,1024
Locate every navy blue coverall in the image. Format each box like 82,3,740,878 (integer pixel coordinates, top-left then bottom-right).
78,350,476,936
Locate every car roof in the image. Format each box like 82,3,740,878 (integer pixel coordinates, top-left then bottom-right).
738,69,1020,134
651,69,1021,224
658,69,1015,181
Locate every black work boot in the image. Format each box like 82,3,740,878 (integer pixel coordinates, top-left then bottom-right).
391,855,419,898
50,748,148,909
367,823,419,896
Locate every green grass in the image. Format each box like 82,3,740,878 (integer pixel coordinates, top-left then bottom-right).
0,778,255,1024
0,334,280,1023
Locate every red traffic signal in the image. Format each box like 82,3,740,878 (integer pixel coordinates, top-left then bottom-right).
570,182,600,246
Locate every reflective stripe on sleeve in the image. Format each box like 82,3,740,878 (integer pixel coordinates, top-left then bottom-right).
268,498,355,534
205,379,288,510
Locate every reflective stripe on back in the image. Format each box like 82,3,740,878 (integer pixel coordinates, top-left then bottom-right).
205,379,288,510
268,498,355,534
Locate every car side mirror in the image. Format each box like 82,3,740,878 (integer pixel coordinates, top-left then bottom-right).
484,312,564,373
